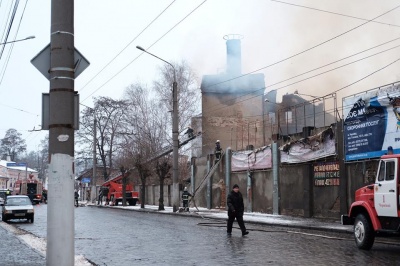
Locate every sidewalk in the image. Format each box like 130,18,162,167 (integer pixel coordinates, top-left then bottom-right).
0,212,94,266
84,201,353,234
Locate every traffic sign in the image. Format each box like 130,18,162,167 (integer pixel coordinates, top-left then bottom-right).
81,177,91,183
31,43,90,80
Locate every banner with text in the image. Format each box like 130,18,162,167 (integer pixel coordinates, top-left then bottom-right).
313,161,340,186
343,82,400,161
231,146,272,172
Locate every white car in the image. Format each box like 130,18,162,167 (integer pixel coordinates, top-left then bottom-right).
2,195,34,223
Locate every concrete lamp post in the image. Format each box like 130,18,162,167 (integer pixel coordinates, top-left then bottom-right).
0,35,35,45
120,166,127,206
136,45,180,212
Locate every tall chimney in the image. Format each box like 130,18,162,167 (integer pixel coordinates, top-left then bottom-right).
224,34,242,76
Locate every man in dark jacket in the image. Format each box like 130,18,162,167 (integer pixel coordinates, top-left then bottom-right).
74,191,79,207
227,184,249,236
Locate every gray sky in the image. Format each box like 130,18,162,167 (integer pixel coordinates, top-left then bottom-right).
1,0,400,152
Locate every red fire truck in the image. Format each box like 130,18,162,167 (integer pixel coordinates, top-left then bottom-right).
101,175,139,206
16,179,43,205
342,154,400,250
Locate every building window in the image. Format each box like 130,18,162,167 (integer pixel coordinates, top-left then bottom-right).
285,110,292,124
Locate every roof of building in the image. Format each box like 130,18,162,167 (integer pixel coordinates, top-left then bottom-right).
0,160,38,173
200,73,265,94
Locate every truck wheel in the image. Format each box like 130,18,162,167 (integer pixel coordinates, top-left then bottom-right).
354,213,375,250
128,199,137,206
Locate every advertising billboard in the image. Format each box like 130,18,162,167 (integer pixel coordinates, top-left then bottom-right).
343,82,400,161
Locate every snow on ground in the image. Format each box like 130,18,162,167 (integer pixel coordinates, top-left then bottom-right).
0,221,93,266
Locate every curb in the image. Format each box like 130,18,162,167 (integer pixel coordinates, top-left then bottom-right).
86,204,352,234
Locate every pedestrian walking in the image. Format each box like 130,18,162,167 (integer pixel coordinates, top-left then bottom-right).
182,187,192,212
227,184,249,236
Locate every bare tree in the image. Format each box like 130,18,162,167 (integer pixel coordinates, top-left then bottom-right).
153,60,201,133
0,128,27,161
21,135,49,182
77,97,128,181
155,156,171,210
122,83,170,208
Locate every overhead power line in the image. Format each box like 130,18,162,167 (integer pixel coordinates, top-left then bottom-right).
202,49,399,116
271,0,400,28
201,42,400,115
0,0,28,87
0,101,38,116
332,56,400,94
82,0,208,102
203,3,400,90
0,0,19,61
79,0,177,93
271,45,400,92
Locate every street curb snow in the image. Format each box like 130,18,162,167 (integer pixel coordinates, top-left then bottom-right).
87,204,352,234
0,221,93,266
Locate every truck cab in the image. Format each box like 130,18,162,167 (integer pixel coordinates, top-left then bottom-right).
342,154,400,250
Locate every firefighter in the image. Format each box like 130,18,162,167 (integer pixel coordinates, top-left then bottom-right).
98,188,103,205
215,140,222,163
42,189,47,204
185,126,194,139
182,187,192,212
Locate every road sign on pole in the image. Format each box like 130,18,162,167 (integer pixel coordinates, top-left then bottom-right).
31,43,90,80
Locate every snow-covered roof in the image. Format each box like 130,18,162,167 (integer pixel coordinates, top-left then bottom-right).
0,160,38,173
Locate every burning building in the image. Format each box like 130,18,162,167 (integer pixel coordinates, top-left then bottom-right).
199,35,268,156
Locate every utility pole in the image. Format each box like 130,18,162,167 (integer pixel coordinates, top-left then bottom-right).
92,116,97,203
172,80,179,212
47,0,75,265
121,166,127,206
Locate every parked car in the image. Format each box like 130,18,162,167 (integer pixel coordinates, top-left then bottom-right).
0,189,10,206
2,195,34,223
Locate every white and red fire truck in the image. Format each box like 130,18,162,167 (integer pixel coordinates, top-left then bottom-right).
342,154,400,250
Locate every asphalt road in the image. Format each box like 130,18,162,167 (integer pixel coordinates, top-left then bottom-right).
5,204,400,265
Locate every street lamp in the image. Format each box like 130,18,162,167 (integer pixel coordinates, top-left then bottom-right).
136,45,180,212
0,35,35,45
